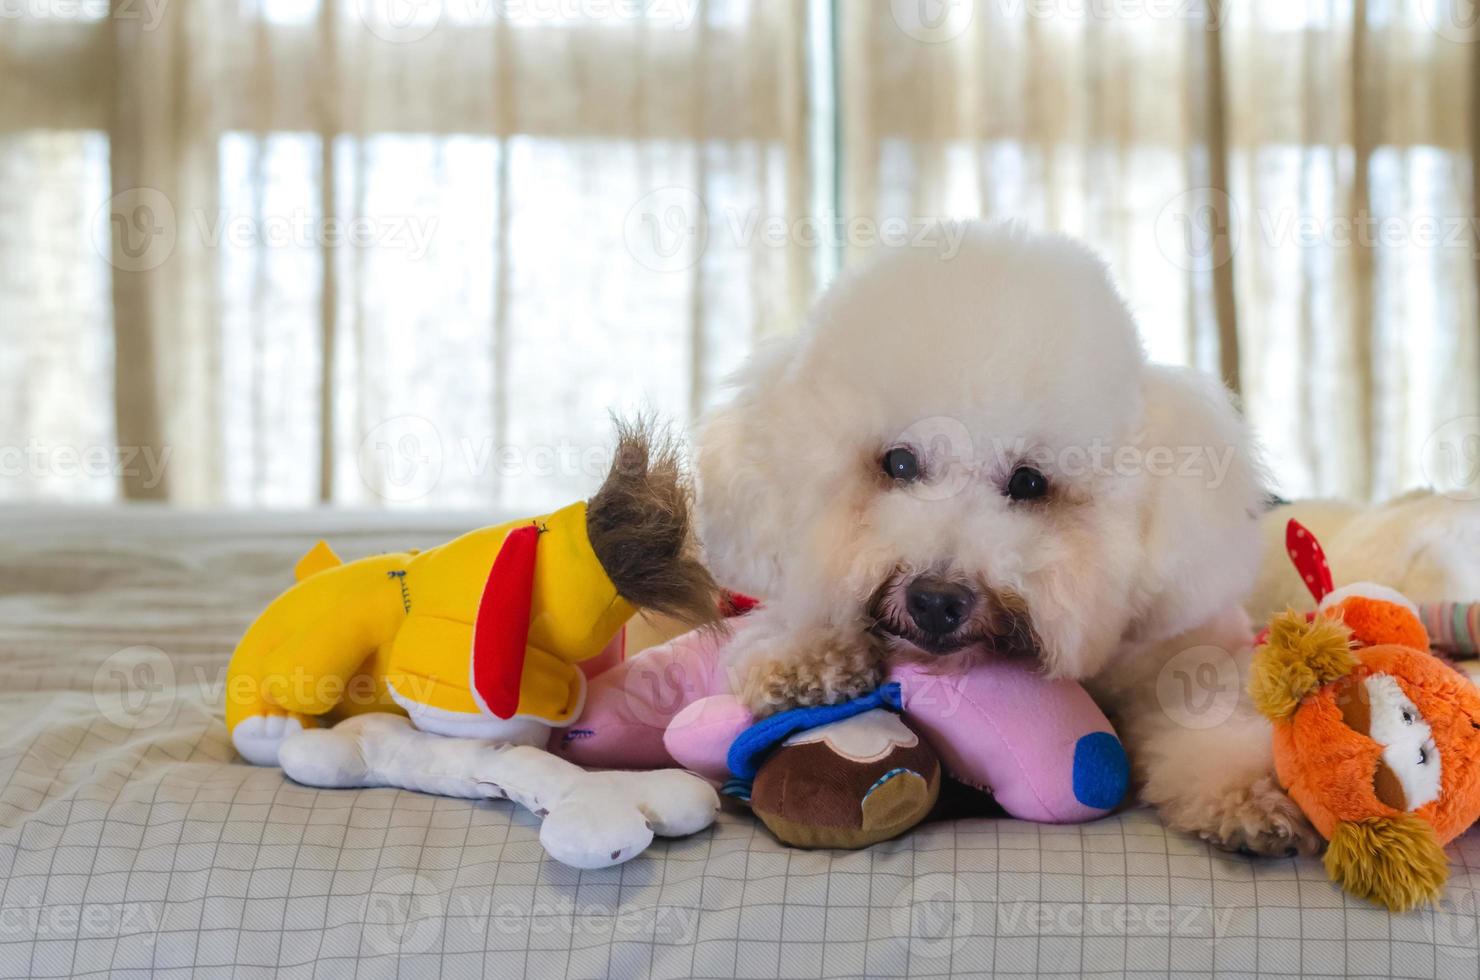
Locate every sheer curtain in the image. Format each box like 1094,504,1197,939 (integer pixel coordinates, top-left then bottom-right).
2,0,1477,508
0,0,812,508
841,0,1480,502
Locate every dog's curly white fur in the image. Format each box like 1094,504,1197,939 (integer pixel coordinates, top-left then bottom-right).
695,222,1318,856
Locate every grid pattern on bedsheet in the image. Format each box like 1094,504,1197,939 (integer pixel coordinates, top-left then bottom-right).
0,508,1477,980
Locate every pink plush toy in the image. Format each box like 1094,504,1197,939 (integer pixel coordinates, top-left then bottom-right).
281,614,1127,862
558,617,1129,829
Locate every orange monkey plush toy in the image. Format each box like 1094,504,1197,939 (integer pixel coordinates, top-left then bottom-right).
1250,520,1480,910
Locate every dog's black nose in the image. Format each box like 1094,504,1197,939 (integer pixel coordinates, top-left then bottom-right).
905,578,976,638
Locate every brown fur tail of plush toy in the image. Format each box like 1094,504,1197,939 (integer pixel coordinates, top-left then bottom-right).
1324,815,1449,911
586,416,719,627
1249,609,1358,721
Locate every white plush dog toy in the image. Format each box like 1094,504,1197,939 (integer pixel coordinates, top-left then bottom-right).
279,715,719,869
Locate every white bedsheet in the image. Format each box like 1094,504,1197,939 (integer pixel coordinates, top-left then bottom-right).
1,506,1477,979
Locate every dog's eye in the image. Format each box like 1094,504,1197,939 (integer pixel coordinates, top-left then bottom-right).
883,448,921,482
1006,466,1049,501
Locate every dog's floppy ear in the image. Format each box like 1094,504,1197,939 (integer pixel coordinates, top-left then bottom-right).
694,339,801,598
1129,365,1268,643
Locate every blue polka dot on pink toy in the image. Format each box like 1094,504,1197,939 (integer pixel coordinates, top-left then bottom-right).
1072,732,1130,810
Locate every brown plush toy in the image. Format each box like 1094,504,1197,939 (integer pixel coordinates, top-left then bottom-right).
746,711,941,849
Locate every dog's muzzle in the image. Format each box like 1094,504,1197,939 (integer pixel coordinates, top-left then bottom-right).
870,570,1039,660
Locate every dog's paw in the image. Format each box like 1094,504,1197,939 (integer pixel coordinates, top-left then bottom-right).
738,631,883,717
1159,773,1322,858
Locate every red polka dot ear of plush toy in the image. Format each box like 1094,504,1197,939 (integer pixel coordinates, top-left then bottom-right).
1249,520,1480,911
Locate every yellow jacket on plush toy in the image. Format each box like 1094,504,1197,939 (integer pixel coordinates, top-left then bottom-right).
225,423,716,767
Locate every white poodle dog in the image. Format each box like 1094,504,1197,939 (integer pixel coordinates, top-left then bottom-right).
695,222,1320,856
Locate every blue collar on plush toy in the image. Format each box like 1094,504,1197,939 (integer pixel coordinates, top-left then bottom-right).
726,682,904,784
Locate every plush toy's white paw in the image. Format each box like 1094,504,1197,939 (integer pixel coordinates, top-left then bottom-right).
232,713,305,767
539,799,655,869
272,714,720,869
622,769,724,837
279,724,372,787
534,769,721,869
